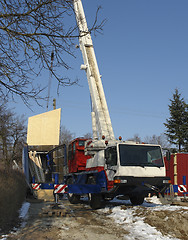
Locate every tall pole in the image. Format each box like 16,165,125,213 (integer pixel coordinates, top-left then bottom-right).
53,98,56,110
47,51,54,111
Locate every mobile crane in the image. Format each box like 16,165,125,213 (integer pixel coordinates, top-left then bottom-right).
63,0,171,209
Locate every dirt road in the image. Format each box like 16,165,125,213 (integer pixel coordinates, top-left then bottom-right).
2,197,188,240
4,198,128,240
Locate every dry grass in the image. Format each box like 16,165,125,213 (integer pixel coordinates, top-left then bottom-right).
0,168,27,233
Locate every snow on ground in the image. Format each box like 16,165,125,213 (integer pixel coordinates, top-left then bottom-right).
1,197,188,239
101,197,188,240
109,206,178,240
19,202,30,219
18,202,30,228
0,202,30,240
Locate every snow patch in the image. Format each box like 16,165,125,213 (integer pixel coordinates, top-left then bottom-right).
0,202,30,240
0,236,8,240
109,206,179,240
18,201,30,229
99,197,186,240
19,202,30,219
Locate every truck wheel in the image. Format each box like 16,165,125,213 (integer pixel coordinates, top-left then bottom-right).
130,196,144,205
68,193,80,204
88,193,102,209
67,177,80,204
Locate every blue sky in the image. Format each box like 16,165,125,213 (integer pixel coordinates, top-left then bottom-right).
9,0,188,141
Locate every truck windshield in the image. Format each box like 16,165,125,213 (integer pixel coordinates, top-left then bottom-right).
119,144,164,167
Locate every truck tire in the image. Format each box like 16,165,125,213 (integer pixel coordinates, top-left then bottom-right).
130,196,144,205
88,193,102,209
67,177,80,204
68,193,80,204
87,176,102,209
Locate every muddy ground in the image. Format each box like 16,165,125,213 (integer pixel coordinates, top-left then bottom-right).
1,197,188,240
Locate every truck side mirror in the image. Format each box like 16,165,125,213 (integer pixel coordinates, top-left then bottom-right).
166,151,171,161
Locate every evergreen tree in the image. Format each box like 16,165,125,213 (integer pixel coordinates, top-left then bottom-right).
183,103,188,151
164,89,188,152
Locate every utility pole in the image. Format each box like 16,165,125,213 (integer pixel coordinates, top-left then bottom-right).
53,98,56,110
47,51,54,111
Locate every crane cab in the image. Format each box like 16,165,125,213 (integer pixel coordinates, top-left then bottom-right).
68,138,91,173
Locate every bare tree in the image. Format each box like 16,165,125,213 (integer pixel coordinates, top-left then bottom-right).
144,133,171,149
0,0,105,105
60,125,75,146
10,115,27,165
83,132,92,139
0,104,26,168
127,134,142,143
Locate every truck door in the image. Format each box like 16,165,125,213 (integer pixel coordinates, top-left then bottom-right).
105,146,117,181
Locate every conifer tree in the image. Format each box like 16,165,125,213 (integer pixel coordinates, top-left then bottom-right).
164,89,188,152
183,103,188,151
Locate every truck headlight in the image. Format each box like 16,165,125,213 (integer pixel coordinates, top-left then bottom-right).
114,179,127,184
163,180,171,184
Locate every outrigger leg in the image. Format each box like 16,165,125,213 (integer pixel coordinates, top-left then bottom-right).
144,183,174,204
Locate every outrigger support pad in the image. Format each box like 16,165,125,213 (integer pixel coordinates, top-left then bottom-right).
144,183,174,205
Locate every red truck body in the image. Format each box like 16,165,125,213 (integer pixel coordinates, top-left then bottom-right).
164,153,188,196
68,138,91,173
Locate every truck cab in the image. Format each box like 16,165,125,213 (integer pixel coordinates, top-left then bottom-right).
105,143,171,204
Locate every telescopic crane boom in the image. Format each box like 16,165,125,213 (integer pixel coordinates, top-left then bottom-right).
73,0,115,141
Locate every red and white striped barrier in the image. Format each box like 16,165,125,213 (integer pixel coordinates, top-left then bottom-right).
32,183,41,190
54,184,68,194
178,185,187,193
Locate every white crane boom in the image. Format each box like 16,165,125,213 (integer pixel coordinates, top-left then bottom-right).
73,0,115,141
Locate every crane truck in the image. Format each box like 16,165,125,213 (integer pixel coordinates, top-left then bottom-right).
24,0,171,209
62,0,171,209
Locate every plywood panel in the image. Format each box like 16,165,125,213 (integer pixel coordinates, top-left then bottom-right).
27,109,61,146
